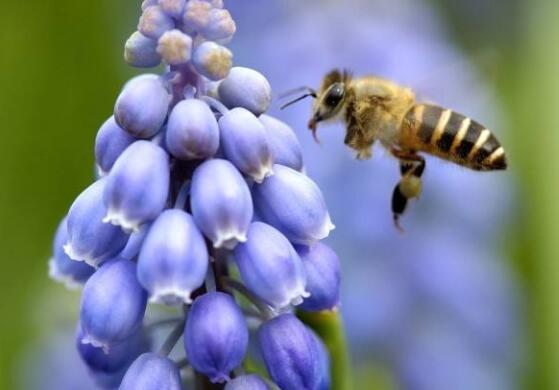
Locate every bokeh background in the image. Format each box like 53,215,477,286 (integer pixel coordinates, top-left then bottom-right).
1,0,557,389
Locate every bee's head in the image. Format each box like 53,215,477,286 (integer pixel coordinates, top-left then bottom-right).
280,68,351,142
308,69,351,141
308,82,346,131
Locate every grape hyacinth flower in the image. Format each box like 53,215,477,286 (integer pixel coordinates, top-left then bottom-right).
114,74,171,138
190,159,253,249
103,140,170,232
258,314,327,390
65,178,129,267
234,222,308,309
219,107,274,182
119,353,183,390
218,67,271,115
49,217,95,289
80,258,147,351
297,242,341,312
260,114,304,171
76,325,148,376
165,98,219,160
253,164,334,245
94,116,136,174
185,292,249,383
124,31,161,68
137,209,208,304
49,1,345,388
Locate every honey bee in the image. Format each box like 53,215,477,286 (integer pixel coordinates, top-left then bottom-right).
281,69,508,230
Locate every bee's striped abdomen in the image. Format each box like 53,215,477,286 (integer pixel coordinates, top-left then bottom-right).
403,104,507,171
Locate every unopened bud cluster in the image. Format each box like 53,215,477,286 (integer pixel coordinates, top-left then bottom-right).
48,1,341,389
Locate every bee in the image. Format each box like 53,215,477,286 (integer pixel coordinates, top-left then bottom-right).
281,69,508,230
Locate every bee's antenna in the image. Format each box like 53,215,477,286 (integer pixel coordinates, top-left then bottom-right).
278,86,317,99
280,93,317,110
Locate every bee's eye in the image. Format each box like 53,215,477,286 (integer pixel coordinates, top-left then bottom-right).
325,84,345,107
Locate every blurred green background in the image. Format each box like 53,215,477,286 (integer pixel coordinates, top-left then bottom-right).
0,0,558,389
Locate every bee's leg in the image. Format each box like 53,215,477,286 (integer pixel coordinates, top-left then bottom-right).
390,153,426,231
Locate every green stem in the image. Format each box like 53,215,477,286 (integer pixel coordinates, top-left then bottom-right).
297,310,353,390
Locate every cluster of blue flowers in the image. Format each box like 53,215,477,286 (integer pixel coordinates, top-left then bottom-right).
49,1,341,389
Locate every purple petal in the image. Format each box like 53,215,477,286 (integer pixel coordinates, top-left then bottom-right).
114,74,171,138
137,209,208,304
49,217,95,288
65,178,129,267
119,353,183,390
296,242,341,312
124,31,161,68
257,314,323,390
252,164,334,244
103,141,170,232
260,114,303,171
94,116,136,174
219,107,273,182
190,159,253,248
234,222,308,309
218,67,271,116
166,98,219,160
80,258,147,351
185,292,248,383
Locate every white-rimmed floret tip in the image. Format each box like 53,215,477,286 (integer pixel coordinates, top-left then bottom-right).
190,159,253,249
65,178,129,267
147,286,193,305
49,217,95,289
103,141,170,232
137,209,208,305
